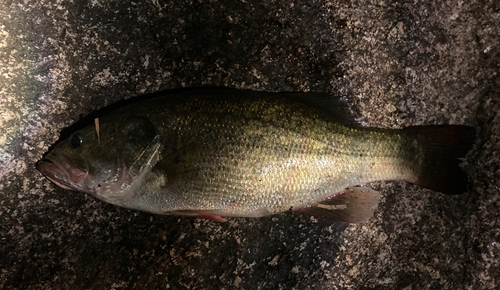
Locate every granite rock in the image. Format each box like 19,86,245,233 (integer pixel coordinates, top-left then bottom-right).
0,0,499,289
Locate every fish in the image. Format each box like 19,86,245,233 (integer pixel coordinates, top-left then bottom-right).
37,88,476,223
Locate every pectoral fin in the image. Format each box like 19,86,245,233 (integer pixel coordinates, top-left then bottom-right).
129,134,164,177
295,186,381,223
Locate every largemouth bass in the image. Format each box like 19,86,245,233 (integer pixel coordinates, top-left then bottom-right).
37,88,475,223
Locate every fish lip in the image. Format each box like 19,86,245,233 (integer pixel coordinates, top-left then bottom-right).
37,156,88,191
37,154,131,200
37,159,74,190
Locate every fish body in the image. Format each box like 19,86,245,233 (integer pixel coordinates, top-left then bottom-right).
37,88,475,222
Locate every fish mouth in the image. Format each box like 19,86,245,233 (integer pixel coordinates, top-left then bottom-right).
37,156,88,191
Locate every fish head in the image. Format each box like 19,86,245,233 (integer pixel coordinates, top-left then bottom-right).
37,115,159,200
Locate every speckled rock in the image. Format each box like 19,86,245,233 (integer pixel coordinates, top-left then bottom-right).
0,0,499,289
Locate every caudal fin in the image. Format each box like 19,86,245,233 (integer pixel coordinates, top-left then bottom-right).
404,125,475,195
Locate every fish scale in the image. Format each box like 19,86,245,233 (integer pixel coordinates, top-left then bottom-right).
37,88,475,223
137,100,410,216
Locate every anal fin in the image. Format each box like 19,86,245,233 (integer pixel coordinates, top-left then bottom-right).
295,186,381,223
167,210,228,222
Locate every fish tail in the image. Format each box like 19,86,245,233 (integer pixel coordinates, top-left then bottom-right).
404,125,476,195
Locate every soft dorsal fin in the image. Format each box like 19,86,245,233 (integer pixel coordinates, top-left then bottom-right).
294,187,381,223
201,88,358,125
278,92,357,125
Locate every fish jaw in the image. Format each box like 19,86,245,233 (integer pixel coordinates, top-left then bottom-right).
37,157,89,191
37,149,153,209
37,154,133,203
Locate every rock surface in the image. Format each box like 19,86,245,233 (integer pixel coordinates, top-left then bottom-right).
1,0,499,289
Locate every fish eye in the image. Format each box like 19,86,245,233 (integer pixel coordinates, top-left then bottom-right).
70,134,83,149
